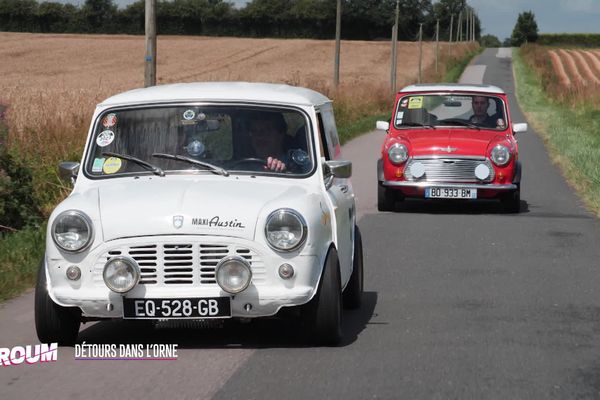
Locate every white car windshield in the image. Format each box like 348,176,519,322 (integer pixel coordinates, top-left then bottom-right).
394,94,508,130
85,105,314,177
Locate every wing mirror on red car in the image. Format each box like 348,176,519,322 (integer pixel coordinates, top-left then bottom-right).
513,123,528,135
376,121,390,131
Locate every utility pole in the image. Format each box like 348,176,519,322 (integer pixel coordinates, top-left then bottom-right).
466,9,470,42
448,13,454,57
418,23,423,83
334,0,341,88
472,11,476,41
456,11,462,42
435,19,439,74
390,0,400,94
144,0,156,87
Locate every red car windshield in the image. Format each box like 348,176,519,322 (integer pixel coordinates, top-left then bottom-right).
394,94,508,130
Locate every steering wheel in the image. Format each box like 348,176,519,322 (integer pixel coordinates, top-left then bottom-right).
229,158,267,169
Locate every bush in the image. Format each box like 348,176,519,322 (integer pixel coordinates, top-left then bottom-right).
0,110,43,233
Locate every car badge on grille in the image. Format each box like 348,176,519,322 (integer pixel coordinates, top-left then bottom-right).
435,146,458,153
173,215,184,229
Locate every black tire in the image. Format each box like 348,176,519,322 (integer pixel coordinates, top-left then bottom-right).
303,247,342,345
343,226,363,310
378,184,396,212
501,187,521,213
35,260,81,346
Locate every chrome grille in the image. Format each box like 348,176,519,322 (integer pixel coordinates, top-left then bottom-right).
404,157,494,183
95,242,264,286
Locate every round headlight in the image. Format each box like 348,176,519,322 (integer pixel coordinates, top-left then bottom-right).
491,145,511,166
103,256,140,293
52,210,94,252
388,143,408,164
216,256,252,294
265,209,307,252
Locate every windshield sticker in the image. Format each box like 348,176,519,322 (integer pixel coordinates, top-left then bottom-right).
183,110,195,120
408,97,423,109
102,157,122,174
197,112,206,121
400,99,408,108
497,118,506,128
92,157,105,173
396,112,404,119
101,113,117,128
96,130,115,147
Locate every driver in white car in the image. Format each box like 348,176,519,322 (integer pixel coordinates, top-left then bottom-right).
247,113,289,172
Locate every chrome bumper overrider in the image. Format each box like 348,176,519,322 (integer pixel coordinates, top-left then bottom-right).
382,181,517,190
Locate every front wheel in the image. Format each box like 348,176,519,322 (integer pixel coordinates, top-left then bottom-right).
343,225,363,309
377,184,396,211
501,187,521,213
35,259,81,346
303,247,342,345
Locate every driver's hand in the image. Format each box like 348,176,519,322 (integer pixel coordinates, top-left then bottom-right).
266,157,287,172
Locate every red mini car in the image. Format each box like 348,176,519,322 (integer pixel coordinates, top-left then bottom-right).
377,84,527,212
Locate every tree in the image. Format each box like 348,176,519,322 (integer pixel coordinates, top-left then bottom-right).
480,34,500,48
511,10,538,46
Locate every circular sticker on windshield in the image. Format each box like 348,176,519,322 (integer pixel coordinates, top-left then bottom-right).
96,130,115,147
102,157,122,174
102,113,117,128
183,110,195,120
497,118,506,128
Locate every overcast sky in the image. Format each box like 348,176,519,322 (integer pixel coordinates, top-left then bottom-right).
62,0,600,41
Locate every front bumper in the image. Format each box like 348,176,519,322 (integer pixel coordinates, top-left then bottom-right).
46,235,321,319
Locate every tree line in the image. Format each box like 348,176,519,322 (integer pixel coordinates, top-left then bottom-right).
0,0,480,41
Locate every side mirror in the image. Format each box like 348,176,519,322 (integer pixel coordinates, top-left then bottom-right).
323,160,352,188
513,123,527,134
376,121,390,131
59,162,80,185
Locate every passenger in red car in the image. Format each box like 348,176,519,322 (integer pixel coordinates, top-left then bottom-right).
469,96,497,128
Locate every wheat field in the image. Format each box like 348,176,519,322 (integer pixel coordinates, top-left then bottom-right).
0,32,475,154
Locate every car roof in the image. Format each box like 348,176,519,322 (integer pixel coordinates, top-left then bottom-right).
399,83,505,95
98,82,331,108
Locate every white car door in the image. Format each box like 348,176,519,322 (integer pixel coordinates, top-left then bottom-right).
317,107,354,284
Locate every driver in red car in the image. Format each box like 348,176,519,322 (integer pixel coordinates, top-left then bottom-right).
469,96,497,128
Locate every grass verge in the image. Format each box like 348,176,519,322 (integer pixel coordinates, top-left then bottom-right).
513,47,600,217
0,225,45,303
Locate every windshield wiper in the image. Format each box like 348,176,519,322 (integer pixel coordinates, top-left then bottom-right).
400,122,436,129
152,153,229,177
439,118,481,130
102,152,165,177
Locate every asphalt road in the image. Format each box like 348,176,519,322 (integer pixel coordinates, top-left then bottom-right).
3,48,600,399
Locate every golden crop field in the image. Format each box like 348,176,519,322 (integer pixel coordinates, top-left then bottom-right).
0,32,475,156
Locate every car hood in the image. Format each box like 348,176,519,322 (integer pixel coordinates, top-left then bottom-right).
98,177,308,241
398,129,505,157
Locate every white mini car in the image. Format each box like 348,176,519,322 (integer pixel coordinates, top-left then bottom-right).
35,82,363,345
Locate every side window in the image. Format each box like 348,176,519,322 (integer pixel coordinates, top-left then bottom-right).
319,107,341,160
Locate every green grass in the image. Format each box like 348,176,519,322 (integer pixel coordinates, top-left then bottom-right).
0,225,45,302
513,47,600,217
